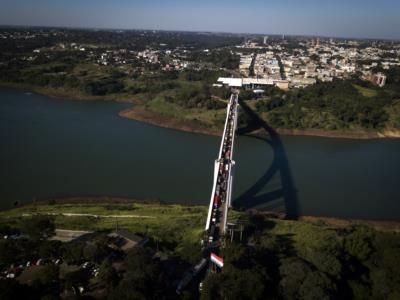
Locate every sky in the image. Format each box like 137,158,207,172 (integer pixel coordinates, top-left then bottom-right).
0,0,399,39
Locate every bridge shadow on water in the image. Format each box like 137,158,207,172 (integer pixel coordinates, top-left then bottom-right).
233,99,299,219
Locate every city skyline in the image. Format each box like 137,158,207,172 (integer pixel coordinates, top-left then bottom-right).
0,0,399,40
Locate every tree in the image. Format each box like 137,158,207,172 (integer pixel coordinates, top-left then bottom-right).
200,273,221,300
369,233,400,299
64,269,89,291
32,265,59,286
221,267,266,300
0,279,35,300
62,242,84,263
306,251,342,278
0,224,14,236
279,257,337,299
99,260,118,291
279,257,313,299
20,215,55,240
108,248,167,300
177,242,202,265
83,242,107,263
239,90,254,100
108,280,148,300
39,240,62,259
344,226,374,261
0,240,17,265
299,271,337,300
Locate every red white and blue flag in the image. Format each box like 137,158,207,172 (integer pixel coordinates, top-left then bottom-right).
210,253,224,268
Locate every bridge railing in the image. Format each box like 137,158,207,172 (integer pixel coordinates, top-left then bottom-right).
204,94,238,235
218,94,236,159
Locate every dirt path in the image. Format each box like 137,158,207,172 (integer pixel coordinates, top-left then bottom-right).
22,212,156,219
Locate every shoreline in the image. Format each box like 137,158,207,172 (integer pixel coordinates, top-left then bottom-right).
10,196,400,232
0,82,136,103
2,83,400,139
119,105,400,140
255,210,400,232
118,106,222,137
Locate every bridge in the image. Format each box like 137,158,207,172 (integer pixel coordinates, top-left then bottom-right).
203,93,239,263
176,94,239,293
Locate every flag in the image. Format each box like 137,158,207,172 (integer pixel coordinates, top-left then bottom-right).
210,252,224,268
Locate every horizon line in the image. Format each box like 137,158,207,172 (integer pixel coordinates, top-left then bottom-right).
0,23,399,42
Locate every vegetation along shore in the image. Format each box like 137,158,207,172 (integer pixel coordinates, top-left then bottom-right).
1,197,400,299
3,80,400,139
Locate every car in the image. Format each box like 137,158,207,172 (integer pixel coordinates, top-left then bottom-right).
36,259,43,266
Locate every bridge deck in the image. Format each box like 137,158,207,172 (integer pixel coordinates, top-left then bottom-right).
204,94,238,249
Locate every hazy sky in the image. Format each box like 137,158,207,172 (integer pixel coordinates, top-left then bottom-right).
1,0,399,39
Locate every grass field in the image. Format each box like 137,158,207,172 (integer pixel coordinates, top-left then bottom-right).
0,202,208,245
145,95,226,127
353,84,378,97
1,201,345,249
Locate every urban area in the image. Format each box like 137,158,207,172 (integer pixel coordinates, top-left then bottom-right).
1,27,400,300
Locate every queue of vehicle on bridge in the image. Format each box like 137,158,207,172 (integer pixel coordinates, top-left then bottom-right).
205,94,238,249
177,94,238,294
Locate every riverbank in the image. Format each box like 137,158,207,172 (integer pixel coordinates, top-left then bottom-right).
118,106,222,136
0,82,137,103
7,197,400,232
272,128,400,139
120,105,400,140
2,83,400,139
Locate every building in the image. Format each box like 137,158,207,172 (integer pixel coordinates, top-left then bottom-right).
372,72,387,87
274,80,290,91
216,77,289,90
108,230,149,253
217,77,243,87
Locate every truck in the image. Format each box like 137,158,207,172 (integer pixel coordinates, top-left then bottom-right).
214,195,219,207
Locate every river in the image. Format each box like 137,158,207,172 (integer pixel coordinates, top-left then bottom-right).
1,88,399,220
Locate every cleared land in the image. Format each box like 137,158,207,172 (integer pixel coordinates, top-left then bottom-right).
0,201,208,246
353,84,379,98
